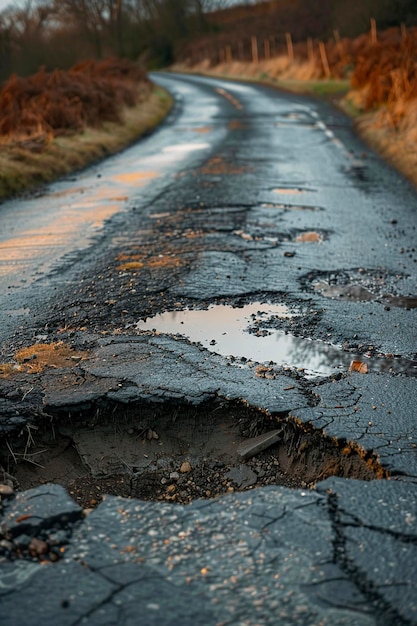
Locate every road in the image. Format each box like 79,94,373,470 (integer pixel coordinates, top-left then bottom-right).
0,73,416,625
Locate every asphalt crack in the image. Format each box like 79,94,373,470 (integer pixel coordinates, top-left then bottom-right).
326,490,412,625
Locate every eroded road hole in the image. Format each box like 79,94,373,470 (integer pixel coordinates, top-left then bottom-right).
1,399,386,509
306,269,417,309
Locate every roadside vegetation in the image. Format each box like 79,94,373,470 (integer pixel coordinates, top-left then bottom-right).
0,58,172,199
175,23,417,187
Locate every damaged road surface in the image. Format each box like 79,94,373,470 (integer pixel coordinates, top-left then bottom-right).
1,73,417,625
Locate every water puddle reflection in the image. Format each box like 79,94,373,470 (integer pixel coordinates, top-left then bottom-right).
163,143,210,153
273,188,306,195
260,203,321,211
295,231,323,243
136,303,416,378
112,171,158,185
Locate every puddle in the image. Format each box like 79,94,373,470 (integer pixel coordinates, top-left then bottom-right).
193,126,212,134
112,171,159,186
260,203,321,211
273,188,306,195
3,398,386,508
136,303,415,378
295,231,323,243
163,143,210,153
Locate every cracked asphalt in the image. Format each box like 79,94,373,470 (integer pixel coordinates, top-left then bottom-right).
1,73,417,624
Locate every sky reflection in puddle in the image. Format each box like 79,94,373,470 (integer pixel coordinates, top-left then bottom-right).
137,303,416,378
137,303,363,378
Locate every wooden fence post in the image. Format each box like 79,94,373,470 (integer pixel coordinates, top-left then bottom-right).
238,40,244,61
333,29,346,62
307,37,314,62
251,36,259,63
286,32,294,62
370,18,377,44
319,41,331,78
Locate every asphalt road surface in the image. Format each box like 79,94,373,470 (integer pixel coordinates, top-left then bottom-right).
0,73,416,625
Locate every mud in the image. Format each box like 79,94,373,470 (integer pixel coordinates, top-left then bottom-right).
1,398,386,508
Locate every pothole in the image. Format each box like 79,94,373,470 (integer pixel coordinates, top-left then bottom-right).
136,302,415,378
1,399,387,509
308,269,417,309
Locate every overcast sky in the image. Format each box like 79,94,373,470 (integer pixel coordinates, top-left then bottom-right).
0,0,19,11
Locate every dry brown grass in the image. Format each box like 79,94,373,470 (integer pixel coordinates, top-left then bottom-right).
0,85,173,199
0,58,150,144
117,253,183,271
0,342,88,377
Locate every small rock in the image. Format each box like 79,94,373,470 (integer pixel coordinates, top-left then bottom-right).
15,534,31,548
83,508,94,516
0,484,14,497
29,537,49,557
48,530,68,546
180,462,192,474
169,472,180,480
5,390,20,399
225,465,258,489
0,539,14,552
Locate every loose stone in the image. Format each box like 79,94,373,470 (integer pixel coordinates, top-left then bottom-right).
0,484,14,496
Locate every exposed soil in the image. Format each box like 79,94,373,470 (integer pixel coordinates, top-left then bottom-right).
1,399,387,509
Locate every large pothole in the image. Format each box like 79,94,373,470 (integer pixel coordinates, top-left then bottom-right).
304,269,417,309
1,398,387,509
136,302,416,378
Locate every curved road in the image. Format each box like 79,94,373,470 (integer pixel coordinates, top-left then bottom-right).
0,73,417,625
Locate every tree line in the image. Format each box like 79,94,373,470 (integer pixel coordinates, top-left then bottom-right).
0,0,416,80
0,1,231,79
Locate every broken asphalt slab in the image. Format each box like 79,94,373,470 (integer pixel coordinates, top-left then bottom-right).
1,478,416,625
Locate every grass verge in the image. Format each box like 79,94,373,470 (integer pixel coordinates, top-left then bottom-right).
0,85,173,201
172,61,417,189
